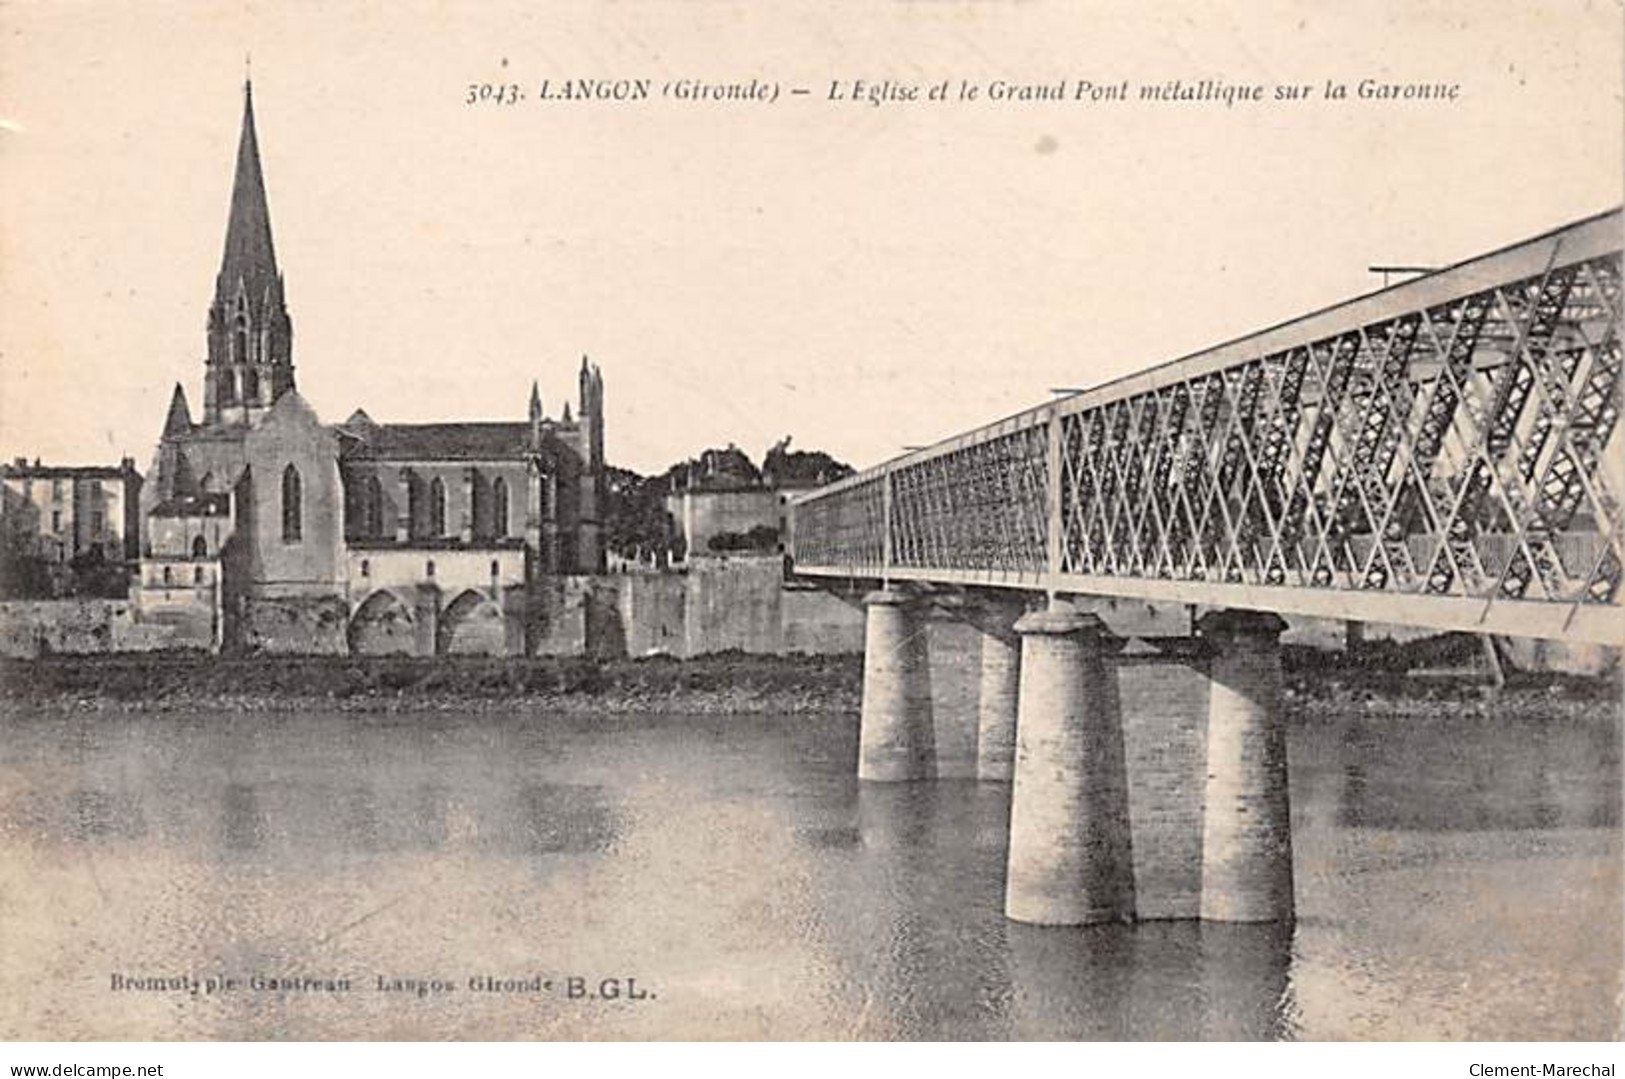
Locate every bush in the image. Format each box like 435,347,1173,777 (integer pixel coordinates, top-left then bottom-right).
707,525,780,553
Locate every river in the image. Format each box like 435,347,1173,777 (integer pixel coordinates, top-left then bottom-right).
0,702,1618,1039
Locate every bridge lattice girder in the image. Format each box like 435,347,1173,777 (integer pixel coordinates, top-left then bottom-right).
788,211,1625,644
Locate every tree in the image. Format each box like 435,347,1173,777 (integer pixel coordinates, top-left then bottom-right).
762,436,854,488
604,466,675,563
602,439,854,564
707,524,781,553
682,444,760,490
0,526,52,599
69,546,130,598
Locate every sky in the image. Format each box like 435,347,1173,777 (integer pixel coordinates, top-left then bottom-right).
1,0,1620,476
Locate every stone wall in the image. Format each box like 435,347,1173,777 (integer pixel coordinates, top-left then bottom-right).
534,576,592,657
1116,638,1212,920
0,600,183,657
347,592,417,656
781,584,866,654
668,488,780,556
237,595,349,655
684,555,783,655
925,614,982,778
613,572,686,657
345,461,532,546
589,556,864,660
133,579,221,651
441,589,508,655
241,394,346,597
2,560,867,660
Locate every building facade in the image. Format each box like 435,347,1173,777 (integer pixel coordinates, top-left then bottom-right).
664,443,836,560
134,82,607,654
0,458,142,597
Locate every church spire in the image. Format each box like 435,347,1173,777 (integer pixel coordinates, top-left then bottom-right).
219,79,278,300
162,383,193,438
204,78,294,427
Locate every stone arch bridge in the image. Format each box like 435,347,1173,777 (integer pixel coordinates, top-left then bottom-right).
346,584,513,657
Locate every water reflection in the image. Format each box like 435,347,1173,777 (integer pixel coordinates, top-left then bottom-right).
340,784,380,852
1197,923,1295,1040
1007,921,1292,1040
1331,713,1620,832
515,783,620,854
0,703,1618,1039
70,788,146,843
221,783,264,853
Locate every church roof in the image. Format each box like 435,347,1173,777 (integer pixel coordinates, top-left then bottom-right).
216,81,280,312
150,492,232,519
1,461,134,480
337,419,586,462
341,422,539,461
162,384,193,439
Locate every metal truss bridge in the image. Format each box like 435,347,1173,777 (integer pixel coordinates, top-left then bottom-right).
789,210,1624,645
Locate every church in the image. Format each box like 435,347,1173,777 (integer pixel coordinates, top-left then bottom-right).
134,82,608,655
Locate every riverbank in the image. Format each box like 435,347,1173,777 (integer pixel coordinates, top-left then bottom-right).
0,652,866,715
0,642,1617,719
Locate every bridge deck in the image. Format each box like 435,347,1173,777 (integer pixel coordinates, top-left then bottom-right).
789,210,1625,644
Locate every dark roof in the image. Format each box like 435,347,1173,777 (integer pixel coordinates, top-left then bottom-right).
337,416,587,462
2,462,135,480
348,536,528,552
343,422,534,461
150,492,231,518
163,383,193,439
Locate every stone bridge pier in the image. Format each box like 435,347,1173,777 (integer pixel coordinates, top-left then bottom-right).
857,589,936,781
857,589,1029,782
853,588,1294,926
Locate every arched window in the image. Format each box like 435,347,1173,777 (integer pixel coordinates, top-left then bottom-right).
365,475,384,537
428,477,446,537
491,477,509,538
243,366,259,402
281,464,302,543
191,535,207,559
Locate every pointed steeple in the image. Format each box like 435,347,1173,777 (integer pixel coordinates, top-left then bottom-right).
162,383,193,438
528,380,544,448
577,354,595,422
153,386,199,503
219,79,278,299
203,78,295,427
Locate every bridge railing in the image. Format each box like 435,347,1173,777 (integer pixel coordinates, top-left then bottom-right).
788,210,1624,644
